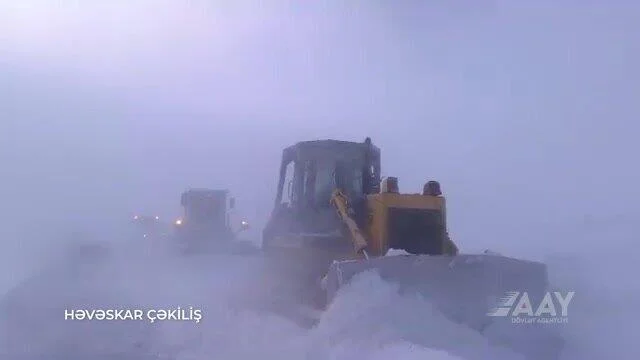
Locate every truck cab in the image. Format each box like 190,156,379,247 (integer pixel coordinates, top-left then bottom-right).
174,188,248,244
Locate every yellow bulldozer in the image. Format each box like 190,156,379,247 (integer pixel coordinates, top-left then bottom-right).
261,137,564,360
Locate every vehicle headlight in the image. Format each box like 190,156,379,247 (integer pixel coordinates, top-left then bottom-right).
175,219,182,225
240,220,249,230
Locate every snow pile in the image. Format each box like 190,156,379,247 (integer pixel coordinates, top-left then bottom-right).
147,265,471,360
311,271,521,360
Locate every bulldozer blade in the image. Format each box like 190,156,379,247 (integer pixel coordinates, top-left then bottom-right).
324,253,564,360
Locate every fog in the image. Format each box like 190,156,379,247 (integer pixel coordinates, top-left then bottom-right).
1,1,639,359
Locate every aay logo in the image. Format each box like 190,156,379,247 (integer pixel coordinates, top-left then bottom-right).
487,291,575,324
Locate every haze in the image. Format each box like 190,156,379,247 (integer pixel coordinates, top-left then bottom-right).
1,1,639,358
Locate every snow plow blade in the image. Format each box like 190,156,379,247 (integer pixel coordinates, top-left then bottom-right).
324,253,564,360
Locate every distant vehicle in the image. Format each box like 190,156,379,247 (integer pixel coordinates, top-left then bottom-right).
172,188,255,254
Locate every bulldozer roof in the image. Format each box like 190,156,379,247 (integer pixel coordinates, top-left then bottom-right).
183,188,228,195
284,138,379,159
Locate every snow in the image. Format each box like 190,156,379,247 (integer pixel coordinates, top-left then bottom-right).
385,248,412,256
0,221,638,360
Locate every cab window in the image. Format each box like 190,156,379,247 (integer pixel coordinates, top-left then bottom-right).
280,160,295,207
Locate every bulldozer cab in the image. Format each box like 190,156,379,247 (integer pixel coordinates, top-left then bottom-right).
274,137,380,210
180,188,232,231
264,138,380,247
